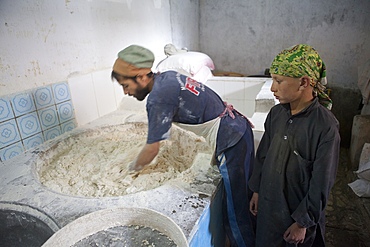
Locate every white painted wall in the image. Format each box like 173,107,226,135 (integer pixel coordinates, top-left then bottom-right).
3,0,368,94
169,0,200,51
200,0,370,90
0,0,200,97
2,0,368,134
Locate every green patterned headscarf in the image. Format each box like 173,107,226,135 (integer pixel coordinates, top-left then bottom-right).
270,44,332,110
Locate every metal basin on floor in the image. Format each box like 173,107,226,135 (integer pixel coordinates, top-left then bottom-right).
0,202,60,247
42,207,188,247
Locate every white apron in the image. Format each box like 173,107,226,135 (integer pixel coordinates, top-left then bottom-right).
174,117,220,151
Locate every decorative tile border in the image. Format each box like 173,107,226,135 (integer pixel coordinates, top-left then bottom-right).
11,92,36,117
38,105,59,131
57,101,74,123
0,81,76,161
34,85,54,109
0,142,24,161
44,125,62,141
0,97,14,122
16,111,42,139
0,119,21,149
61,119,77,134
23,133,44,151
53,82,71,103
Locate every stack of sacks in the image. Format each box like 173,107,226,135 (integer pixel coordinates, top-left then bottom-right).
349,143,370,197
156,44,215,83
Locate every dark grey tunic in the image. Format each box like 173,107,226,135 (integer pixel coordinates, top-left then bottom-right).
248,98,340,247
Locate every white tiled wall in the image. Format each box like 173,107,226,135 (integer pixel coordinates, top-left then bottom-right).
206,76,268,117
68,69,124,126
68,74,99,127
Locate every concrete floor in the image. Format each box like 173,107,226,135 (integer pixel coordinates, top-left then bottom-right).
326,148,370,247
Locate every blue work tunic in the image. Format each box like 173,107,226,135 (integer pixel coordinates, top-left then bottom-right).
146,71,255,246
146,71,246,156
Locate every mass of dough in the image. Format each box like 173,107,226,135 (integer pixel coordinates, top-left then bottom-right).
36,122,217,197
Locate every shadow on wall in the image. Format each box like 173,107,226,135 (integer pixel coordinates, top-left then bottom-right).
330,86,362,148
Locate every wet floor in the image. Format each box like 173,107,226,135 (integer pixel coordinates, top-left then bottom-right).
325,148,370,247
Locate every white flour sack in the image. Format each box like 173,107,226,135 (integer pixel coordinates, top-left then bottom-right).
349,143,370,197
356,160,370,181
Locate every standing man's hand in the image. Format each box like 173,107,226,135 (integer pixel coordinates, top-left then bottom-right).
283,222,306,245
249,192,259,216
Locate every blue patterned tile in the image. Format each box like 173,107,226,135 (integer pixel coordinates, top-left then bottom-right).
43,125,61,141
38,105,59,131
0,97,15,122
52,82,71,103
0,119,21,149
57,100,74,123
23,133,44,151
10,92,36,117
16,112,42,139
0,141,24,161
34,86,53,109
61,119,76,134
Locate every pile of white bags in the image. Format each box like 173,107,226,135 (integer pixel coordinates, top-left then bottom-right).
156,44,215,83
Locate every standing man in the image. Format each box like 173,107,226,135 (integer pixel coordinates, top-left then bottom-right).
249,44,340,246
111,45,255,247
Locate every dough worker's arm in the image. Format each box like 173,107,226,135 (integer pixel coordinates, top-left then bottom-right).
130,142,160,171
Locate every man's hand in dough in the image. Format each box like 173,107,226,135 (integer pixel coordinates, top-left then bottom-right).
128,161,143,172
